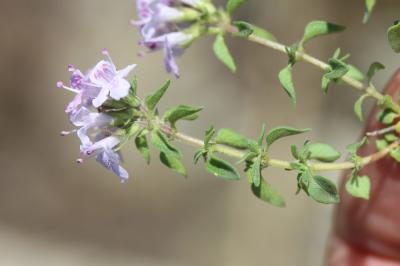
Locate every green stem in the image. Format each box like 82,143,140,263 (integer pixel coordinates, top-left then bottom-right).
224,25,400,114
169,125,399,172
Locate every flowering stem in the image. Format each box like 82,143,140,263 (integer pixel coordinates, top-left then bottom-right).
158,122,400,173
224,25,400,114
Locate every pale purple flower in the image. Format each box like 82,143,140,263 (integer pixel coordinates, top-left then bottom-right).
58,52,136,182
134,0,203,77
62,106,129,182
57,50,136,112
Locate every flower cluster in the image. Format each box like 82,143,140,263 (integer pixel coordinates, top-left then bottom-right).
57,50,137,182
133,0,221,77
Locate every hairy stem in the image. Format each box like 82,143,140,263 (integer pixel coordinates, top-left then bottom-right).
224,25,400,114
163,124,400,172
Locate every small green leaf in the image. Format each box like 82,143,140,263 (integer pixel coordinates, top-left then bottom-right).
252,156,262,187
257,124,267,146
226,0,245,15
376,139,388,151
291,145,299,159
388,21,400,53
301,21,346,46
347,137,368,155
163,105,203,128
233,21,277,41
205,155,240,180
367,62,385,84
325,59,349,80
346,175,371,199
390,147,400,162
135,132,150,164
354,94,369,121
266,126,311,147
321,76,331,93
385,133,398,142
151,129,181,158
279,64,296,105
347,65,365,82
363,0,376,24
193,149,206,164
204,126,216,148
306,143,341,162
215,128,250,149
308,176,340,204
251,178,286,207
160,152,187,177
145,80,170,111
382,112,398,125
213,34,236,72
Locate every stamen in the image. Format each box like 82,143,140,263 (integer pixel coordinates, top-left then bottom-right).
56,81,79,93
101,48,115,66
60,130,77,136
68,64,76,72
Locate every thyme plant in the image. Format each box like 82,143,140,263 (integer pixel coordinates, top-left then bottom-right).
58,0,400,207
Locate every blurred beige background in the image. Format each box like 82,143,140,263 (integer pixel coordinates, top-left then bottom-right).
0,0,399,265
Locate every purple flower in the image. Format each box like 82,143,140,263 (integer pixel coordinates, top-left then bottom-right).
134,0,206,77
58,51,136,182
57,50,136,113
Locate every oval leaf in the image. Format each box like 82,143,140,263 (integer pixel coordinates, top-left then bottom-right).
163,105,203,128
160,152,187,177
205,156,240,180
151,130,181,158
145,80,170,111
363,0,376,24
308,176,340,204
216,128,250,149
346,175,371,200
279,65,296,105
354,94,369,122
251,179,286,208
306,143,341,162
227,0,246,15
266,126,311,147
301,21,346,45
367,62,385,84
388,22,400,53
213,35,236,72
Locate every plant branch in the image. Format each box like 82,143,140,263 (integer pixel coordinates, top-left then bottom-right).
160,123,400,173
224,25,400,114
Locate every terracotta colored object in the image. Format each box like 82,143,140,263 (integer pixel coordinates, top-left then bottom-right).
326,71,400,265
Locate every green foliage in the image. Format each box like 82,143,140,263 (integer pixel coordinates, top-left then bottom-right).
226,0,246,15
151,129,181,158
346,175,371,200
367,62,385,84
346,65,365,82
390,147,400,162
323,58,350,93
205,155,241,180
213,34,237,72
163,105,203,128
388,21,400,53
251,178,286,207
204,126,216,149
363,0,376,24
160,152,187,177
291,163,340,204
322,58,349,93
376,139,388,151
233,21,277,41
279,64,296,105
347,137,368,156
145,80,170,111
354,94,369,121
306,143,341,162
266,126,311,147
378,109,398,125
251,155,262,187
215,128,251,149
308,176,340,204
135,131,151,164
300,21,345,47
